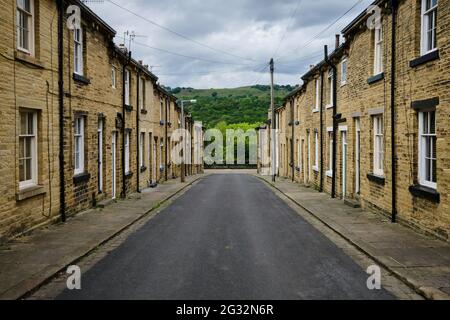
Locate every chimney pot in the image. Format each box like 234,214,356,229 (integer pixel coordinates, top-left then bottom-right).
335,34,340,49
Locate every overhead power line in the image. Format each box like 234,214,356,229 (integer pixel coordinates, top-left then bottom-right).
271,0,305,59
106,0,262,63
276,0,364,62
115,35,260,67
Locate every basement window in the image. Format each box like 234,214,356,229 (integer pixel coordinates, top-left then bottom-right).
418,110,437,189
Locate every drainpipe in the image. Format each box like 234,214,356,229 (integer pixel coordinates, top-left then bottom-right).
121,51,131,198
319,69,324,192
57,0,65,222
324,45,338,198
390,0,398,223
290,99,295,181
136,71,140,193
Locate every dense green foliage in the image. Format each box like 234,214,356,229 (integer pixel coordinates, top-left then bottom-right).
204,121,261,166
166,85,296,128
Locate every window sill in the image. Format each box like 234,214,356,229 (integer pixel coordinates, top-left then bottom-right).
124,105,133,112
340,81,347,87
73,172,91,184
325,104,333,109
125,171,133,178
16,185,46,201
73,73,91,85
367,173,385,185
326,170,333,178
312,108,319,113
367,72,384,85
14,51,44,69
313,166,319,172
409,184,440,203
410,49,439,68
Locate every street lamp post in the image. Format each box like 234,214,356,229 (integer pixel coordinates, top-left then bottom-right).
180,99,197,182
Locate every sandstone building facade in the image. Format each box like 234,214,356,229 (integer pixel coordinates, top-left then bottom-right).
0,0,203,242
261,0,449,241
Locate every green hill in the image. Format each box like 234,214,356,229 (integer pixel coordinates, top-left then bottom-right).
166,85,296,128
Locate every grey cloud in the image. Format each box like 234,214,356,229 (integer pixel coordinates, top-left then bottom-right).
88,0,373,88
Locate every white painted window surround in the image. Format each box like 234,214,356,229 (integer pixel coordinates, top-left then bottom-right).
418,110,437,189
74,116,85,175
19,110,38,189
421,0,438,55
373,115,384,176
74,27,83,75
16,0,34,55
374,26,383,75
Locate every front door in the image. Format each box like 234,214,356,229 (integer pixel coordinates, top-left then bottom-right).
355,118,361,195
98,119,103,193
341,130,347,200
111,132,117,199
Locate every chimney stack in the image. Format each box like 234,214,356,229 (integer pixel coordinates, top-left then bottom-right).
335,34,340,50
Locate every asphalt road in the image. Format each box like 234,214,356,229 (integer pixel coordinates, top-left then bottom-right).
58,174,393,300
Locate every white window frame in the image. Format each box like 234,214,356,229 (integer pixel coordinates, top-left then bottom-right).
327,69,334,108
124,69,130,106
314,77,320,112
125,131,130,174
138,78,144,110
374,26,383,75
111,66,116,88
326,128,333,177
74,27,83,75
160,98,164,121
74,116,85,175
313,131,319,171
373,115,384,176
418,111,437,189
341,57,348,85
19,110,38,189
421,0,438,55
140,132,145,168
16,0,34,55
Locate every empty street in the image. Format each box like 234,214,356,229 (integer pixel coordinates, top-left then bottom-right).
54,174,394,300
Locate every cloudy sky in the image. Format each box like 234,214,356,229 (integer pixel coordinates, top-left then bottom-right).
87,0,373,89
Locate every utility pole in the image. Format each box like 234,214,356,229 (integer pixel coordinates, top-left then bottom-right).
270,58,276,183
